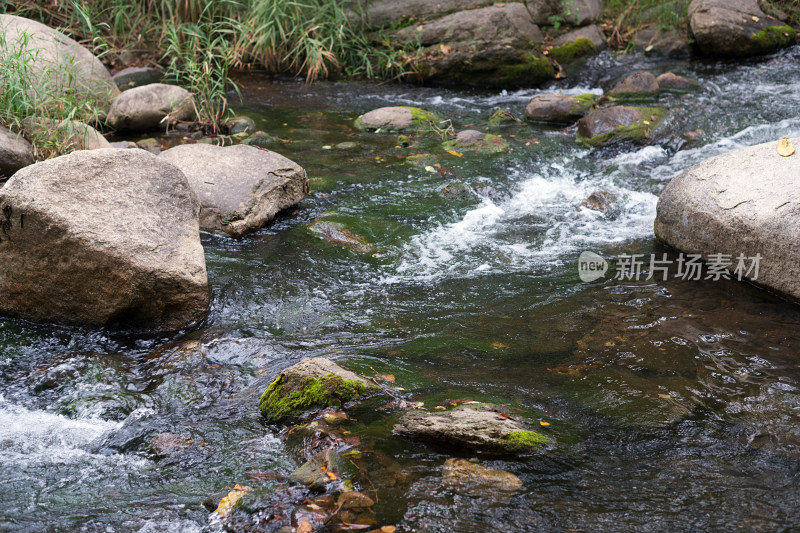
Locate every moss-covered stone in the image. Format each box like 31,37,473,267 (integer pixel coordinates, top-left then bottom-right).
259,373,367,422
425,50,555,88
750,25,795,54
488,109,522,128
577,107,666,147
496,53,555,86
569,94,599,115
443,133,510,154
501,430,549,452
354,106,441,133
549,37,597,65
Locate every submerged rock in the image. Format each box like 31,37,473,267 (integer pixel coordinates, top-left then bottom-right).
609,72,660,98
112,66,163,90
393,403,548,454
0,126,34,179
0,14,119,115
525,94,597,123
688,0,795,57
655,136,800,300
289,448,358,491
160,144,307,238
354,106,440,132
241,130,278,148
107,83,194,132
488,109,522,127
224,115,256,135
0,149,209,331
442,458,523,493
577,106,666,147
259,358,379,423
445,131,510,153
308,220,374,253
656,72,699,92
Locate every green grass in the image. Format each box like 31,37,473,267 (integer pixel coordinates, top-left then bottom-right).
761,0,800,26
0,29,110,159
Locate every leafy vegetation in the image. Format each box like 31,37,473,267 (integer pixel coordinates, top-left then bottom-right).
603,0,690,48
0,30,110,159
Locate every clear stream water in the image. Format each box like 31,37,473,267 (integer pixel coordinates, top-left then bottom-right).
2,48,800,532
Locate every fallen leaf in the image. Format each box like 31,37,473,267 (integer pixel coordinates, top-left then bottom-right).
491,342,509,349
658,393,672,399
377,374,396,383
540,420,551,426
297,520,313,533
424,165,436,172
446,149,463,157
752,15,760,22
777,137,796,157
498,413,512,419
642,120,651,125
214,484,250,517
340,523,372,530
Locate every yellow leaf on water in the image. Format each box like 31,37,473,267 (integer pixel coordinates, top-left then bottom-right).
491,342,509,349
378,374,396,383
777,137,796,157
214,484,250,517
446,149,463,157
540,420,551,426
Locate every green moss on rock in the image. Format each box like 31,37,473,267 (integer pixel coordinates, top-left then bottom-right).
578,107,666,147
549,37,597,65
570,94,599,115
751,25,795,54
259,373,368,422
501,430,549,452
496,54,555,86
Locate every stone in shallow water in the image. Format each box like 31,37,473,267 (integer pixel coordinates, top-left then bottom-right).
525,94,597,123
581,190,617,212
354,106,440,132
609,72,660,97
259,358,379,422
577,106,665,147
393,403,547,454
442,458,523,493
160,144,307,238
655,136,800,300
308,220,375,253
656,72,699,91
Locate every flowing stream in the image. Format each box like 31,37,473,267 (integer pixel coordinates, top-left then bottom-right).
2,47,800,532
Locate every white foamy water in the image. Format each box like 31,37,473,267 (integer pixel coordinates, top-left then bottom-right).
394,147,662,279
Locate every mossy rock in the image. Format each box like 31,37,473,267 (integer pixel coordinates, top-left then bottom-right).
525,93,598,123
750,25,795,54
259,358,380,422
307,219,375,254
423,49,555,88
548,37,597,65
354,106,441,133
488,109,522,128
393,403,549,455
443,131,510,153
577,106,667,147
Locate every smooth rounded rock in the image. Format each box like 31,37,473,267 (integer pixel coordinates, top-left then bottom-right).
160,144,307,238
0,126,34,179
107,83,194,132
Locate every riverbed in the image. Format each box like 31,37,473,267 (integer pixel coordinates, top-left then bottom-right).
2,47,800,532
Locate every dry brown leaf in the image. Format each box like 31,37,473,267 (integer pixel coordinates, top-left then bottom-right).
297,520,313,533
377,374,396,383
777,137,796,157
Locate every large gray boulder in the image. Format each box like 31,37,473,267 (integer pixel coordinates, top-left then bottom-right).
560,0,602,25
655,137,800,300
160,144,307,238
688,0,795,57
361,0,557,27
0,149,209,331
390,4,553,87
107,83,194,132
0,126,34,179
393,4,543,47
0,14,119,114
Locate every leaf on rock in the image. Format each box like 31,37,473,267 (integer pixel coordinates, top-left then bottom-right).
777,137,796,157
214,484,250,517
